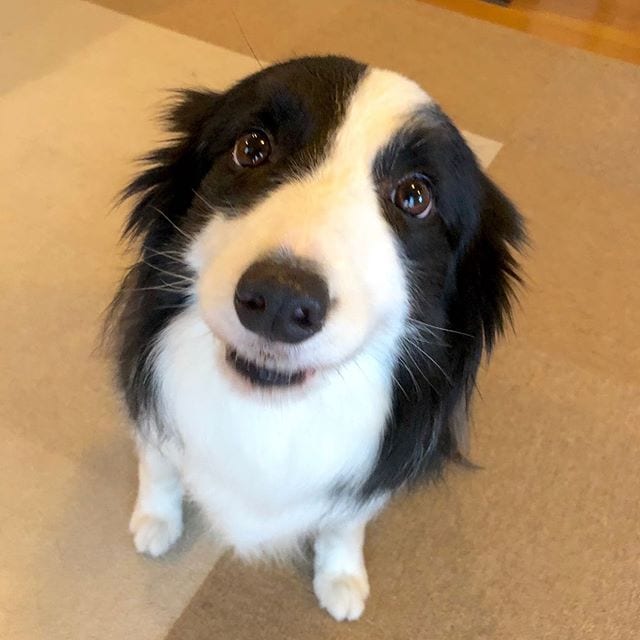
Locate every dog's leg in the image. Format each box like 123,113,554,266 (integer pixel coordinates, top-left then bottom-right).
129,438,184,557
313,520,370,621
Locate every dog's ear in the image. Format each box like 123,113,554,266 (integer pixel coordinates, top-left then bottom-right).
120,89,221,242
164,89,221,136
452,174,526,352
362,174,525,495
106,90,220,423
443,174,526,459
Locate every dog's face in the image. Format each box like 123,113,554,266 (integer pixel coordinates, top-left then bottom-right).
190,61,437,387
133,56,514,392
116,56,523,485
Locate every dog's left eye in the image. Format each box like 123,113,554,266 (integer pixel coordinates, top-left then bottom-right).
392,174,434,218
233,129,271,168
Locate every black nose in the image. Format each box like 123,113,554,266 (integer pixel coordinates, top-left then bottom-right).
234,259,329,344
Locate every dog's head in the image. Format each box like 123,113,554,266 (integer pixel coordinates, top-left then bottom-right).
114,56,525,490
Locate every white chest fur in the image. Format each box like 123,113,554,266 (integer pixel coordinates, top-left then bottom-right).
153,309,393,555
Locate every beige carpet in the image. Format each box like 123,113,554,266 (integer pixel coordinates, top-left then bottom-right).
2,1,639,639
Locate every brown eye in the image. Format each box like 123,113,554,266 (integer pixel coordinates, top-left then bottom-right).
233,129,271,168
393,174,433,218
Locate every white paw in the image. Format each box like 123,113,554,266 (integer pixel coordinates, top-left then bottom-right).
129,511,183,558
313,572,370,621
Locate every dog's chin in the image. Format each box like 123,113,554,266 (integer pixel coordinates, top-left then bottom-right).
225,347,314,389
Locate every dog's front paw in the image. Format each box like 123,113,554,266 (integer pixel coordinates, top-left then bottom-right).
129,510,183,557
313,571,370,621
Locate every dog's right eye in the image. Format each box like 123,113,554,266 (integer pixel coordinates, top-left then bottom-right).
232,129,272,168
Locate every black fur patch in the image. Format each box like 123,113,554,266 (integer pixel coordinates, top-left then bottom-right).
363,107,525,495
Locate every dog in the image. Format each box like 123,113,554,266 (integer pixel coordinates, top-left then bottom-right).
107,55,525,621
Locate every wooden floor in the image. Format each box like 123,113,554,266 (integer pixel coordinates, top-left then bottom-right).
421,0,640,64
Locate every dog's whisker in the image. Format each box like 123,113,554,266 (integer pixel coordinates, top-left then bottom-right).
409,334,449,349
403,324,447,347
230,5,263,71
365,346,411,402
399,347,441,395
408,318,474,338
394,353,421,396
384,365,410,401
407,321,440,342
221,198,245,218
401,337,452,385
146,268,193,284
192,189,217,211
121,284,193,294
144,247,187,260
203,194,246,219
151,206,195,242
139,260,195,284
155,276,194,291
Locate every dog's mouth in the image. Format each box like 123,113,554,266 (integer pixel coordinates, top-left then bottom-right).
225,348,310,388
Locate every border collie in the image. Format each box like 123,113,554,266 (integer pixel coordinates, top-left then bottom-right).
107,56,525,621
